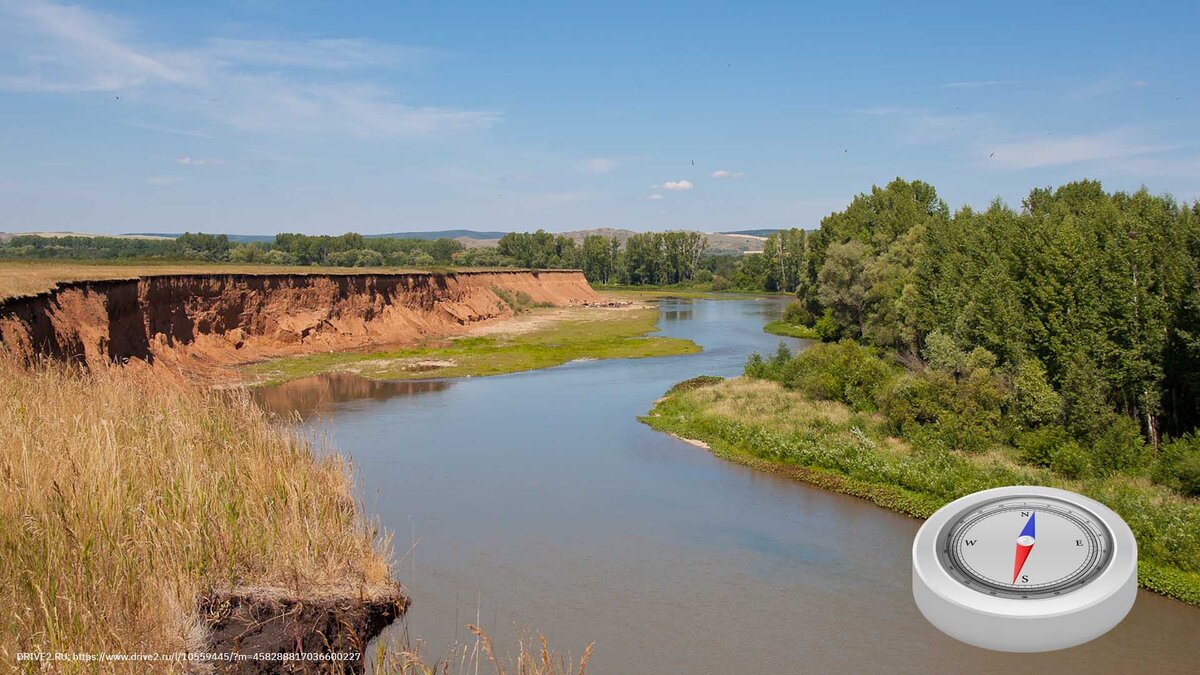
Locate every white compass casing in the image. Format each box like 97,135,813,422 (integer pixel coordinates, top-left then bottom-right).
912,485,1137,652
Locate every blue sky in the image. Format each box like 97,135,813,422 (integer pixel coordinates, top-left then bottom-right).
1,0,1197,235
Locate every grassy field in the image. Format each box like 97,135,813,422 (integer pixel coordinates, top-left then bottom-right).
249,305,700,385
641,376,1200,606
0,360,393,664
762,320,820,339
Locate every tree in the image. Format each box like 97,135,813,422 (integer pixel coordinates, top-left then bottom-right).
818,240,872,337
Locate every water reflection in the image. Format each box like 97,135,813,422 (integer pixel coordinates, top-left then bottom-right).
658,299,695,321
253,372,451,419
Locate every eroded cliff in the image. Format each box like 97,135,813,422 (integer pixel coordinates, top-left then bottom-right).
0,270,598,377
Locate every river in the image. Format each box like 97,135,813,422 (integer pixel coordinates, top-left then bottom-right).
257,297,1200,674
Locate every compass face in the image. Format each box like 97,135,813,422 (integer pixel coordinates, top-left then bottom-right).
937,495,1114,599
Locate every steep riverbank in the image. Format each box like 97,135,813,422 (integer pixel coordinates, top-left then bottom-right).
0,360,403,671
0,270,598,379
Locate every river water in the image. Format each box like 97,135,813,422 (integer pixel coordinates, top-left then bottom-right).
257,297,1200,674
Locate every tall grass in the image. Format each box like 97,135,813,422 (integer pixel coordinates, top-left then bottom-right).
0,359,392,665
372,625,594,675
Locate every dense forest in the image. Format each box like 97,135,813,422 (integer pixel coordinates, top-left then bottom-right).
747,178,1200,498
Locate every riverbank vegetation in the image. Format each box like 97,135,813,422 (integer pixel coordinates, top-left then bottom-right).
249,305,700,385
642,369,1200,605
762,301,821,339
372,626,593,675
0,359,394,665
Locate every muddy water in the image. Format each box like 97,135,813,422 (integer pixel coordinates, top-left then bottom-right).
258,298,1200,674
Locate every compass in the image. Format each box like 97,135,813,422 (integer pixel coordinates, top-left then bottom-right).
912,486,1137,652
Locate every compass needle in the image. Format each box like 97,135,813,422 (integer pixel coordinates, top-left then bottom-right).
1012,512,1036,583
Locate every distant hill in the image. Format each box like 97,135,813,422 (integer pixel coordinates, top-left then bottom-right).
721,228,782,237
124,230,509,243
2,231,171,242
366,229,508,240
123,232,276,243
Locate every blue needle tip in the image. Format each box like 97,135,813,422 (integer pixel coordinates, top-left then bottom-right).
1019,512,1036,539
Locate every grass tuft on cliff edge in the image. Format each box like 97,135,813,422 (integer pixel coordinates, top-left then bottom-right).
0,360,395,663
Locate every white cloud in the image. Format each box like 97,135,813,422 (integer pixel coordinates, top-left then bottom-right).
147,175,182,185
711,170,745,179
645,193,664,200
0,0,191,92
985,130,1177,169
579,157,618,174
657,180,693,191
0,0,498,139
176,156,222,166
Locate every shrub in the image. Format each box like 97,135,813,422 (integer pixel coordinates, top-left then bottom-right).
782,301,813,326
1012,359,1063,428
1016,425,1090,477
694,269,714,283
264,249,296,265
1157,433,1200,496
1050,441,1092,479
711,275,731,291
1017,426,1073,467
923,330,967,375
813,308,840,341
354,249,384,267
1090,415,1151,476
667,375,724,394
878,371,954,433
780,340,895,411
228,243,265,263
878,364,1006,453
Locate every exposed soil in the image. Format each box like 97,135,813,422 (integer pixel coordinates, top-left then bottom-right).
197,583,409,674
0,270,598,380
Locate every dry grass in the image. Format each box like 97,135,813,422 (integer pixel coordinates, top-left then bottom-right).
372,625,594,675
0,260,425,300
0,359,392,667
695,377,855,429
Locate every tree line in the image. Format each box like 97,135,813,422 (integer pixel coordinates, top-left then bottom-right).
0,232,465,267
756,178,1200,494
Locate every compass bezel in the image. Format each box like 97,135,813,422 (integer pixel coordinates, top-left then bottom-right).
935,495,1115,599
